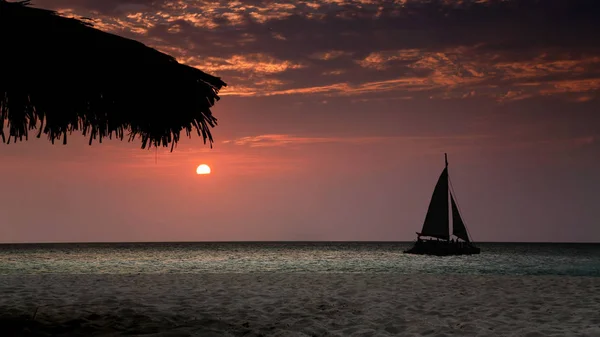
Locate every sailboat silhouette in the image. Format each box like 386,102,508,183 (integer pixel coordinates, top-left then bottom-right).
404,154,481,256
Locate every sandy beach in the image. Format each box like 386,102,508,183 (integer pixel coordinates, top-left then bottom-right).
1,273,599,336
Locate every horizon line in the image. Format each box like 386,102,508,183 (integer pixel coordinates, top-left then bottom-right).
1,240,599,245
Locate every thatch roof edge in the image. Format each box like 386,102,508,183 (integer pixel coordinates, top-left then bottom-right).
0,0,228,151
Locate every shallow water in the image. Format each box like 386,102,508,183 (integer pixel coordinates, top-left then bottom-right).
1,242,599,276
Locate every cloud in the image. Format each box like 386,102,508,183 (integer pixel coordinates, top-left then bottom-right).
223,133,494,148
224,134,391,147
33,0,600,101
221,128,599,157
310,50,354,61
357,50,421,70
183,53,305,74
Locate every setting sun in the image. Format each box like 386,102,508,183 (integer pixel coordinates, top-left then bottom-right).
196,164,211,175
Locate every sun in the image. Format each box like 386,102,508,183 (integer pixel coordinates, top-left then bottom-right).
196,164,211,175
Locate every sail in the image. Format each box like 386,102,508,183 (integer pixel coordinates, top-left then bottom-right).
451,193,470,242
419,168,449,240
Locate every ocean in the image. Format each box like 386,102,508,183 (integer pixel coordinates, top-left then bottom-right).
1,242,599,276
2,242,600,336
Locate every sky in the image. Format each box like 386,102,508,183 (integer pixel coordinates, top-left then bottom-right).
1,0,600,243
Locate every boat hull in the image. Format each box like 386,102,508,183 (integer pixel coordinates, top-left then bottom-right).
404,240,480,256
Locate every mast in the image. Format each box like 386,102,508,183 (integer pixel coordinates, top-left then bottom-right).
446,153,450,240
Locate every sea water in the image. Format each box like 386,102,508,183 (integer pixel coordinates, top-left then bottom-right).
0,242,599,276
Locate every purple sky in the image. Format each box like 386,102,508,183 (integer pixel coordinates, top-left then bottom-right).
1,0,600,243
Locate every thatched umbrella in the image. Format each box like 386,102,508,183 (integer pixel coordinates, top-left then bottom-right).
0,0,226,151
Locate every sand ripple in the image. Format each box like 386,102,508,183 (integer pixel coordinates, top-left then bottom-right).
1,273,599,336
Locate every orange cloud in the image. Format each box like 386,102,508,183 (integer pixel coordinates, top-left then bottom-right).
357,49,421,69
539,78,600,95
187,53,305,75
496,90,534,102
221,76,445,97
311,50,354,61
352,47,600,101
496,56,600,80
322,69,346,76
224,133,494,148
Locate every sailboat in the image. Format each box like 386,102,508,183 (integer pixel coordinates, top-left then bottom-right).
404,153,480,256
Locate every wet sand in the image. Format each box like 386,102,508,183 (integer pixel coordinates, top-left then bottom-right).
1,273,599,336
